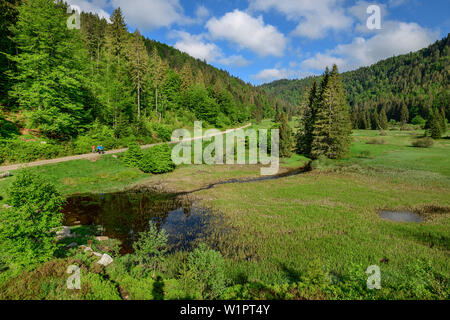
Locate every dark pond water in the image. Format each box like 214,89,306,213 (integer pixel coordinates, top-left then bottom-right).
61,190,212,253
379,210,423,223
61,163,313,253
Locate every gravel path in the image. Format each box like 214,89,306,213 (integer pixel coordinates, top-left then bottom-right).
0,123,251,172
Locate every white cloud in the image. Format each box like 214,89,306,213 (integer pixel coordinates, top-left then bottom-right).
110,0,190,30
206,10,287,57
218,55,252,67
196,5,210,21
172,31,222,63
252,67,314,83
301,22,439,72
66,0,110,21
302,53,347,71
253,68,290,82
249,0,353,39
348,0,389,34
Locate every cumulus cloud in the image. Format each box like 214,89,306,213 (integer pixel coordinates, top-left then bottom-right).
218,55,252,67
206,10,287,57
249,0,353,39
110,0,191,30
302,53,347,71
66,0,110,20
253,68,290,82
172,31,222,63
196,5,210,21
252,67,314,83
301,22,439,72
172,31,253,67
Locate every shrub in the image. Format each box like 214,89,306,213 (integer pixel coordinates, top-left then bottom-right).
184,243,227,299
366,138,386,145
139,144,175,174
0,138,64,164
0,170,64,269
412,137,434,148
379,130,388,136
132,221,168,269
411,115,426,127
358,150,373,158
153,123,172,142
122,141,143,168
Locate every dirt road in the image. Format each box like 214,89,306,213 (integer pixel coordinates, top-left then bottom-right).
0,123,251,172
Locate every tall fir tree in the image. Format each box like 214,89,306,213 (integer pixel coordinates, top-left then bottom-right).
180,61,194,91
127,29,149,119
379,107,388,130
429,109,442,139
296,80,317,156
279,113,293,157
311,65,351,159
8,0,92,139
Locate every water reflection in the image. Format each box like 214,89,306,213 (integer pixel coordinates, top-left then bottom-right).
62,190,210,253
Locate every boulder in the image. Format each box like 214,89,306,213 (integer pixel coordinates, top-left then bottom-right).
80,245,93,252
2,204,12,209
0,172,10,179
95,236,109,241
97,254,114,266
66,242,78,249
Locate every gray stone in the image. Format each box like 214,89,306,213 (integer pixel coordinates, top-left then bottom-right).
0,172,10,179
80,245,93,252
97,254,114,266
66,242,78,248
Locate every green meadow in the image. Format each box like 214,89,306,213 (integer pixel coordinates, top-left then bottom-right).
0,127,449,300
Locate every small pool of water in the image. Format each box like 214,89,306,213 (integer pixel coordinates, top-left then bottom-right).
379,210,423,223
61,190,212,253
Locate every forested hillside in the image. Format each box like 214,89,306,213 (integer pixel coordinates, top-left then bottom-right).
262,34,450,129
0,0,287,164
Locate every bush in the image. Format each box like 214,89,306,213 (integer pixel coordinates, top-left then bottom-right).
379,130,388,136
122,141,143,168
412,137,434,148
184,243,227,299
0,170,64,269
132,221,168,269
153,123,172,142
139,144,175,174
358,150,373,158
411,115,426,127
366,138,386,145
0,138,65,164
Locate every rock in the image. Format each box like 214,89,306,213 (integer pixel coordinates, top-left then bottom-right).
97,254,114,266
66,242,78,248
80,245,93,252
112,155,118,158
0,172,10,179
56,226,72,240
92,252,103,257
95,236,109,241
2,204,12,209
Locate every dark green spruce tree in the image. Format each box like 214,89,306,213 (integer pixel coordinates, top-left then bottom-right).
279,113,293,157
311,65,351,159
296,80,317,155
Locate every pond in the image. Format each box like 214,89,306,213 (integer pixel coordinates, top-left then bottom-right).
61,190,213,253
379,210,423,223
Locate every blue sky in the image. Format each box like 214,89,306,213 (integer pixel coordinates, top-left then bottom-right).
68,0,449,84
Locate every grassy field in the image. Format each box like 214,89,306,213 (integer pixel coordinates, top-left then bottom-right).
0,127,448,299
